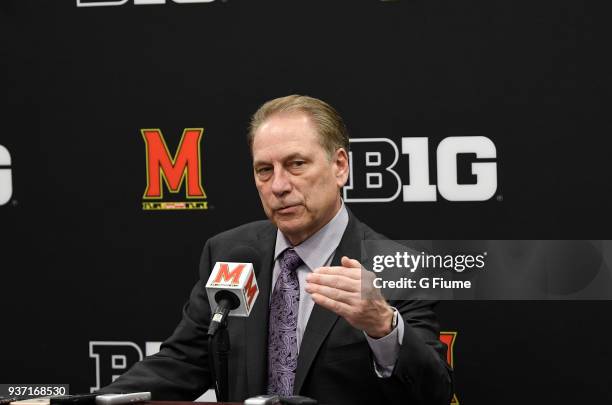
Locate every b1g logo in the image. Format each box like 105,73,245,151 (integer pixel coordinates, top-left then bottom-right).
89,341,162,392
77,0,214,7
0,145,12,206
142,128,208,211
344,136,497,202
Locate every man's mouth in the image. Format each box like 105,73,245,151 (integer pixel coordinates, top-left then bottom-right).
276,204,301,215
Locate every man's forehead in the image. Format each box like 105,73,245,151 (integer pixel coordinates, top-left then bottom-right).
252,136,316,163
252,112,323,160
255,110,314,136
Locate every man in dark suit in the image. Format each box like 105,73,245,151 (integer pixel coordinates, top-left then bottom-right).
101,95,453,404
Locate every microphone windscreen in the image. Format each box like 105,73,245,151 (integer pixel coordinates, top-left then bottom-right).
207,246,261,317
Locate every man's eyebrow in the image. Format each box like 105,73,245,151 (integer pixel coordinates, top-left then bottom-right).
284,153,307,161
252,159,269,168
253,153,307,167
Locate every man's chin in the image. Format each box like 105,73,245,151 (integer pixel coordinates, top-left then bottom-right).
274,217,303,232
274,217,308,241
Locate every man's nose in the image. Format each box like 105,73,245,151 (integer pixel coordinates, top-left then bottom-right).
270,168,292,196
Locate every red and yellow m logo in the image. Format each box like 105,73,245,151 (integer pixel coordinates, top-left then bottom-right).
142,128,206,199
213,263,246,286
440,331,459,405
243,271,259,310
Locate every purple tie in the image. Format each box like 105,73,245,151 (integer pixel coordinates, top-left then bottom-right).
267,248,303,396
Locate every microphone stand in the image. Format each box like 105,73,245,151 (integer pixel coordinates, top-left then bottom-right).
209,317,231,402
208,289,242,402
215,323,230,402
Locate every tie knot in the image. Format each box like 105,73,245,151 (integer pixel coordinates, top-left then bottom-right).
279,248,303,272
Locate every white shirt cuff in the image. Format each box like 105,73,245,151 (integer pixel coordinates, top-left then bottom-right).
363,306,404,378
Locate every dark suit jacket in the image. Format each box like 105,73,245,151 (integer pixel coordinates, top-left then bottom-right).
102,211,453,405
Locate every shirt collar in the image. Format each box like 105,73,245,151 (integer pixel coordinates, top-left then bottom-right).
274,201,349,271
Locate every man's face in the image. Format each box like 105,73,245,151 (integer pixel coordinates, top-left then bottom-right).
252,111,349,245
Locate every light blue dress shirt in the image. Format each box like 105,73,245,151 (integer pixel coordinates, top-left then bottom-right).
271,202,404,377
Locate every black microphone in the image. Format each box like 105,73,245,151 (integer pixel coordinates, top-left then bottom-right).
207,290,240,336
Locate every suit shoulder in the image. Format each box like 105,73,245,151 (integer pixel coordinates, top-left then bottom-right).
355,218,431,255
208,219,275,245
353,217,388,241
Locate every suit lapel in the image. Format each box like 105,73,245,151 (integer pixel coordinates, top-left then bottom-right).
294,211,364,394
245,225,276,396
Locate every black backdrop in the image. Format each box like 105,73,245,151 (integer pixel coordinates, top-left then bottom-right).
1,0,611,403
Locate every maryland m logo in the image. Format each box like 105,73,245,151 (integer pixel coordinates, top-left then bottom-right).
213,263,246,286
440,331,460,405
142,128,207,210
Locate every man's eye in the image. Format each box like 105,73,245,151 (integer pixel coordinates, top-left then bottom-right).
291,161,305,167
256,167,272,174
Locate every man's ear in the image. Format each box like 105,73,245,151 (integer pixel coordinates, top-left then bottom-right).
334,148,350,188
